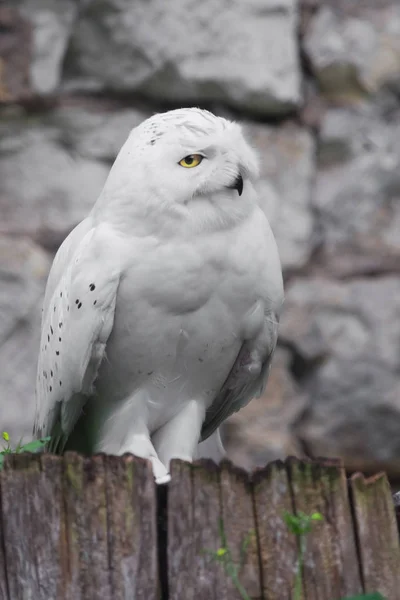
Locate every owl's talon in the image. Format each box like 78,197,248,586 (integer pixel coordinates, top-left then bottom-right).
155,473,171,485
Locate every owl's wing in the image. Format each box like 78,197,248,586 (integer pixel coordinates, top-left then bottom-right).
34,223,121,453
200,308,280,442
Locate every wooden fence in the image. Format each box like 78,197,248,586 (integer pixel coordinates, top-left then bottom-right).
0,453,399,600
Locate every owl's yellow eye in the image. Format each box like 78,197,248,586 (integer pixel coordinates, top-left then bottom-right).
179,154,204,168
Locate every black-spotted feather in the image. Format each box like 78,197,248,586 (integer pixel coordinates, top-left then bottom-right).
34,223,121,448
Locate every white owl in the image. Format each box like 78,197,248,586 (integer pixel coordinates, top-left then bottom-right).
34,108,284,483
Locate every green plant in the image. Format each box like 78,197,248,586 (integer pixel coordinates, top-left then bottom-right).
283,510,386,600
204,510,386,600
204,518,254,600
283,510,324,600
0,431,50,469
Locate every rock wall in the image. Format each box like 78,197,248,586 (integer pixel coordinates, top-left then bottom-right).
1,0,399,477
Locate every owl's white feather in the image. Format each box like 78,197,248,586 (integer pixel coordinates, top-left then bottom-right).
34,108,284,483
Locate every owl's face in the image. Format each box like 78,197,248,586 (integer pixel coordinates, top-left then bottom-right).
97,108,260,231
134,108,259,203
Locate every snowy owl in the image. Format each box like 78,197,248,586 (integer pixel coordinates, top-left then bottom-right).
34,107,284,483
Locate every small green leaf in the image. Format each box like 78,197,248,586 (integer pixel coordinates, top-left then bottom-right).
283,512,299,529
240,529,255,568
311,512,323,521
19,437,50,453
2,432,9,442
216,548,227,557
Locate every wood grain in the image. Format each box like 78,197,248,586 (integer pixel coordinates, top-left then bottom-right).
103,454,158,600
191,459,228,600
220,460,261,599
64,453,111,599
168,459,195,600
351,471,400,600
253,460,298,600
133,455,158,600
0,454,399,599
288,457,363,600
0,463,10,600
1,453,59,600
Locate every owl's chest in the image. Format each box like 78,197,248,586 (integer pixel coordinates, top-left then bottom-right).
98,216,268,406
118,220,265,321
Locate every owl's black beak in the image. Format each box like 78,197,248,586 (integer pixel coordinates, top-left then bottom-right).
227,173,244,196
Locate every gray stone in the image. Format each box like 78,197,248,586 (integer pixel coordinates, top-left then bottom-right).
0,110,109,246
313,102,400,276
245,122,316,270
0,236,51,442
0,6,32,103
63,0,301,115
224,347,307,470
304,1,400,102
280,276,400,464
15,0,78,95
51,104,148,162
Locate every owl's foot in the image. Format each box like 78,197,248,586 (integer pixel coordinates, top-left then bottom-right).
101,431,170,485
152,399,206,470
149,455,171,484
155,471,171,485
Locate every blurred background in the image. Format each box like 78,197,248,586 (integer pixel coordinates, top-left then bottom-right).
1,0,400,482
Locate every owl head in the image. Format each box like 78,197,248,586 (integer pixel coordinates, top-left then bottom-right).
94,108,260,232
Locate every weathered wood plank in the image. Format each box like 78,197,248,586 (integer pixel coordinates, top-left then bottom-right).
61,452,83,599
191,460,229,600
1,454,41,600
220,461,261,599
63,452,111,600
104,454,137,599
169,459,230,600
0,453,399,599
168,460,195,600
253,460,298,600
1,453,64,600
0,470,10,600
104,454,158,600
39,454,69,599
351,472,400,599
128,455,158,600
288,457,363,599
